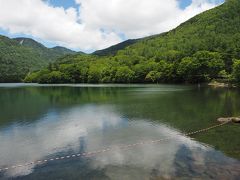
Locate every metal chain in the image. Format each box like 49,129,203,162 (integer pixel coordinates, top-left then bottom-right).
0,120,232,172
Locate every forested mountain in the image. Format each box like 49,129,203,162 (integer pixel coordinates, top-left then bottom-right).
14,38,76,60
0,36,77,82
20,0,240,85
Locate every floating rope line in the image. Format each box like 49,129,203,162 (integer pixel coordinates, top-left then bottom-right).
0,120,231,172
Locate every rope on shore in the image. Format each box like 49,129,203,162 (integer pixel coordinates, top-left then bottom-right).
0,120,231,172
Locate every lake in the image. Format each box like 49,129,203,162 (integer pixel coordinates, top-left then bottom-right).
0,84,240,179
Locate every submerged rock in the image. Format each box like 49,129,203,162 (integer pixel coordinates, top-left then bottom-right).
217,117,240,123
231,117,240,123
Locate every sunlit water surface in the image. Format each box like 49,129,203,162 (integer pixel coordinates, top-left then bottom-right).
0,84,239,179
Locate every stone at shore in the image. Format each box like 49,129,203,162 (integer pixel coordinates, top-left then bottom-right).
208,81,236,88
217,117,240,123
208,82,230,88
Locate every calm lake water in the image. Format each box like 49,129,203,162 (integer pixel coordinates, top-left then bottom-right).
0,83,240,179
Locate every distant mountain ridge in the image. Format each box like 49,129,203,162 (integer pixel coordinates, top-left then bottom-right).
93,39,139,56
0,35,79,82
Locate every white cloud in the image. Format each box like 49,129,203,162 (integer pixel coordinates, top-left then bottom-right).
0,0,222,52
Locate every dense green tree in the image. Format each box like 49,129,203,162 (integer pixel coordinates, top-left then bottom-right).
88,65,102,83
45,71,63,83
145,71,161,83
193,51,224,79
115,66,135,83
177,57,199,82
232,60,240,84
132,63,149,82
176,51,224,82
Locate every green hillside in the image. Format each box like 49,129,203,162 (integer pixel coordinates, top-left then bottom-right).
0,36,77,82
25,0,240,84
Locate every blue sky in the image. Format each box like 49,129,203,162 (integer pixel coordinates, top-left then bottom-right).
47,0,77,9
0,0,224,52
179,0,193,8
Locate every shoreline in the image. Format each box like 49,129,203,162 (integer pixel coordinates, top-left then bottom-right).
0,81,238,88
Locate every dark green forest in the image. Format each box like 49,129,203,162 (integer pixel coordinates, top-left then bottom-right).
1,0,240,85
0,36,77,82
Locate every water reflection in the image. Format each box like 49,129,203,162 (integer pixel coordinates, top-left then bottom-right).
0,84,239,179
0,106,239,179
